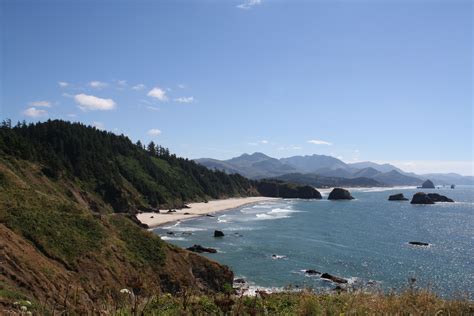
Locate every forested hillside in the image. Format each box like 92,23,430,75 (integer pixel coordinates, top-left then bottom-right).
0,120,257,211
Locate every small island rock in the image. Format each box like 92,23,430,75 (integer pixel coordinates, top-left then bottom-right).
214,230,225,237
186,244,217,253
410,192,434,204
421,179,435,189
388,193,408,201
328,188,354,200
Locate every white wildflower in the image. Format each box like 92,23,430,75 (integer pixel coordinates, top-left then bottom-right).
20,305,28,311
120,288,132,295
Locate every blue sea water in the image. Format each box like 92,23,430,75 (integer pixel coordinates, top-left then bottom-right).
153,186,474,298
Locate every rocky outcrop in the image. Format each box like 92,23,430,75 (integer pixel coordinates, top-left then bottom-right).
320,273,348,284
186,244,218,253
427,193,454,203
327,188,354,200
409,241,430,246
305,269,321,275
411,192,454,204
421,179,435,189
214,230,225,237
257,181,322,199
410,192,434,204
388,193,408,201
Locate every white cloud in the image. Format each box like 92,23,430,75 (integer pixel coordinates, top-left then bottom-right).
89,81,108,89
147,87,168,101
132,83,146,90
147,128,162,137
177,84,186,89
174,96,195,103
307,139,332,146
74,93,116,111
67,113,77,118
58,81,69,87
248,140,269,146
237,0,262,9
23,107,47,117
92,121,105,130
117,80,127,86
29,100,51,107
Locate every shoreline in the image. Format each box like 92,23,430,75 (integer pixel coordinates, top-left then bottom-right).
137,196,279,228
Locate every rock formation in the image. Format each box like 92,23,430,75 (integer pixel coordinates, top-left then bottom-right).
328,188,354,200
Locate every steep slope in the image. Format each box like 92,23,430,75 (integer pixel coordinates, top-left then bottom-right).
0,158,233,311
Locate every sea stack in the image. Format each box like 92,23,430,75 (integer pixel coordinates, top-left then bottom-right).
421,179,435,189
214,230,225,237
410,192,434,204
388,193,408,201
328,188,354,200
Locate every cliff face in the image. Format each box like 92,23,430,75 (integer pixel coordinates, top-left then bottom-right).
0,159,232,311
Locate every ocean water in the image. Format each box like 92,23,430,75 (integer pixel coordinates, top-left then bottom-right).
153,186,474,298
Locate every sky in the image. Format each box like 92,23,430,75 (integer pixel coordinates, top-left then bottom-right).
1,0,473,175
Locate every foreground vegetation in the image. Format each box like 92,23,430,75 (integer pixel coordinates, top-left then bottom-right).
3,287,472,315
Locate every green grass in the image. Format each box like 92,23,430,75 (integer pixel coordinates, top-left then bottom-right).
110,215,166,267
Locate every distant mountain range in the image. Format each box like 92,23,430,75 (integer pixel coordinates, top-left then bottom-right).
196,153,474,187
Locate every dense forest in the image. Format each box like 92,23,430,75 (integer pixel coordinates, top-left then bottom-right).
0,119,258,211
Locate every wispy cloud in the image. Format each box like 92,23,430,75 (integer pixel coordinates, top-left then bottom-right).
177,84,186,89
147,128,162,137
58,81,69,88
237,0,262,10
29,100,51,107
248,140,269,146
23,107,48,117
89,81,108,89
307,139,332,146
147,87,168,101
174,96,195,103
74,93,116,111
132,83,146,90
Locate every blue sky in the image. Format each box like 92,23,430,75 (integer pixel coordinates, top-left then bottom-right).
1,0,473,175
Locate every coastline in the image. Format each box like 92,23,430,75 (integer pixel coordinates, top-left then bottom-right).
137,196,279,228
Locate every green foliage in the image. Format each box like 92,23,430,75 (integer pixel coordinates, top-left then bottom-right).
110,215,165,267
0,120,257,210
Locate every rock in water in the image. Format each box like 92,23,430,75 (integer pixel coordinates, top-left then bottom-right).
305,269,321,275
388,193,408,201
410,192,434,204
421,179,435,189
409,241,430,246
214,230,225,237
328,188,354,200
186,244,217,253
320,273,348,284
427,193,454,202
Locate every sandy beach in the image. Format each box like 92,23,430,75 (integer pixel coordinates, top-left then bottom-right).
137,196,279,228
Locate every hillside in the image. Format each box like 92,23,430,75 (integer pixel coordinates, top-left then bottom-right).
0,120,322,310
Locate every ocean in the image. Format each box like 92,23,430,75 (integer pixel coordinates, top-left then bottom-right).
153,186,474,299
